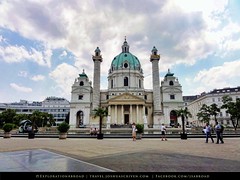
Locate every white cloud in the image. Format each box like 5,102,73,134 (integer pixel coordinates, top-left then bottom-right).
0,0,236,69
0,0,240,101
49,63,79,97
31,75,45,81
18,71,28,77
0,45,52,67
60,50,67,57
193,60,240,92
0,35,6,42
10,83,32,93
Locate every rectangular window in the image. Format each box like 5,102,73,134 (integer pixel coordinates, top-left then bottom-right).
220,112,223,117
170,95,175,100
79,95,83,100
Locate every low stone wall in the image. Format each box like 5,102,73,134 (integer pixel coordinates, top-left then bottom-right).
1,127,239,135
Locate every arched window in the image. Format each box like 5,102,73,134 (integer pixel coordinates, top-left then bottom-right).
124,77,128,86
170,110,177,127
169,81,174,86
79,81,84,86
139,79,141,88
77,111,84,127
124,63,128,68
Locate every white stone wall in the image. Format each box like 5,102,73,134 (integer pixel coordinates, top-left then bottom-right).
69,103,91,128
108,70,144,89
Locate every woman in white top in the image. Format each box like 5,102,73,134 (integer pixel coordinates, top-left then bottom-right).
160,123,167,141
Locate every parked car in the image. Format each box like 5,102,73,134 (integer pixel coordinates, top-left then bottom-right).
19,120,38,133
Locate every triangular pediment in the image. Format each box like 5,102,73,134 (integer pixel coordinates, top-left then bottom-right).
108,92,145,105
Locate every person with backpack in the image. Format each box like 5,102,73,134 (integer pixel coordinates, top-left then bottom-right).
215,122,224,144
220,124,224,140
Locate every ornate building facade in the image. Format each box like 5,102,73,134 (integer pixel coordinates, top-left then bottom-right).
69,38,184,128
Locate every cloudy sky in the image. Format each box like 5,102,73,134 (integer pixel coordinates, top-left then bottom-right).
0,0,240,103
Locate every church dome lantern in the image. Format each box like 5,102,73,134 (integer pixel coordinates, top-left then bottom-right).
109,38,142,73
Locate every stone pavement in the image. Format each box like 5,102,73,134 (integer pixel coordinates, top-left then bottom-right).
0,137,240,173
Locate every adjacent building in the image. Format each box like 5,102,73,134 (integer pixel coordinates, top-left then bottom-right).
187,87,240,127
0,97,70,125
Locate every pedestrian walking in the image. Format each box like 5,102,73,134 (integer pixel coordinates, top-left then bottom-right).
220,124,224,140
205,122,214,143
132,122,137,141
160,123,167,141
215,122,224,144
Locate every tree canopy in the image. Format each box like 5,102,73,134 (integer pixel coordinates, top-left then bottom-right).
176,107,192,134
93,107,108,134
221,95,240,130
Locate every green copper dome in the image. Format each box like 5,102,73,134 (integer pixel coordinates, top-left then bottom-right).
111,52,141,70
110,38,142,71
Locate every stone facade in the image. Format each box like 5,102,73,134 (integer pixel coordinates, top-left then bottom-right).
69,39,184,128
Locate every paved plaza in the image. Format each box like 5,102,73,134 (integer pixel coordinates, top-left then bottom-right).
0,137,239,173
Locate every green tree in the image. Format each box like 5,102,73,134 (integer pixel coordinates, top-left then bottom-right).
12,114,30,126
29,111,54,128
197,104,211,123
29,110,43,132
209,103,220,124
221,95,240,131
40,112,54,127
176,107,192,135
197,103,220,124
0,109,16,124
93,107,108,135
57,121,70,133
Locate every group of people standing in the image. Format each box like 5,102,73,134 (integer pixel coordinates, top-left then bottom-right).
132,121,224,143
204,122,224,144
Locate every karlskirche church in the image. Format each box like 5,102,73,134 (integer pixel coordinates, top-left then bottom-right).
69,38,184,129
